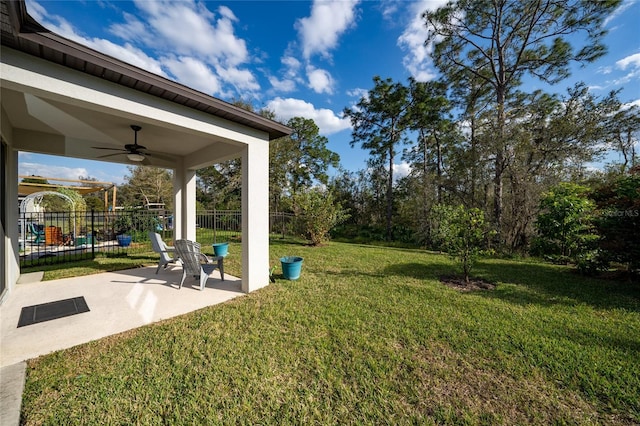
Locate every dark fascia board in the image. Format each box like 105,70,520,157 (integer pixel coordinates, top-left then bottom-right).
2,0,291,140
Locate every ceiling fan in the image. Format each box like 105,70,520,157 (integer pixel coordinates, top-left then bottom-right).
93,125,148,162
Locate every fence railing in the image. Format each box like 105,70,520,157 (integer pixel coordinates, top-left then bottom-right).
19,209,301,268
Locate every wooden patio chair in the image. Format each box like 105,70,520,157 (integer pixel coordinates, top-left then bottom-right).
148,231,177,274
174,239,224,290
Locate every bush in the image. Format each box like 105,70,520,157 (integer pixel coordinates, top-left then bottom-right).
532,183,600,269
293,188,349,246
592,172,640,274
446,206,493,282
428,204,493,282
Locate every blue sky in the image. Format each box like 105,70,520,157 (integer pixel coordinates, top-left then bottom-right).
19,0,640,185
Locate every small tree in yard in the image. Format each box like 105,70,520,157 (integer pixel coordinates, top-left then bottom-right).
293,188,349,246
532,182,599,267
443,205,492,283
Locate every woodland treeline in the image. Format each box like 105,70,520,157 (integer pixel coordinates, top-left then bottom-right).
107,1,640,272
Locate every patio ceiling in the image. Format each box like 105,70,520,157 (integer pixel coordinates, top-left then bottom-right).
1,0,291,170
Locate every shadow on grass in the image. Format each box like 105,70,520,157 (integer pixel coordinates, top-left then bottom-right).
382,258,639,312
384,261,456,281
472,260,640,312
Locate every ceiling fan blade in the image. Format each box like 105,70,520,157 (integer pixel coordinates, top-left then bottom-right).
97,152,126,159
92,146,127,151
124,143,147,151
145,151,175,162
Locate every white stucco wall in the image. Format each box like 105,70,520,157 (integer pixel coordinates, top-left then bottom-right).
1,46,276,301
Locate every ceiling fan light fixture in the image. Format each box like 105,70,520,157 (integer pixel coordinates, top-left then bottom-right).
127,153,145,162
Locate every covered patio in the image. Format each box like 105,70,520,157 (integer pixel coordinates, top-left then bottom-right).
0,266,243,368
0,266,244,425
1,0,291,304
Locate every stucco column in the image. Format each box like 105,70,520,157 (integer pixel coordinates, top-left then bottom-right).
241,141,270,293
1,144,20,304
172,163,196,242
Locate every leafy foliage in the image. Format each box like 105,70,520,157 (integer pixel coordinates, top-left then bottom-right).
592,170,640,273
424,0,620,240
344,76,410,240
113,213,133,235
432,205,493,282
118,166,173,209
532,183,599,267
292,187,349,246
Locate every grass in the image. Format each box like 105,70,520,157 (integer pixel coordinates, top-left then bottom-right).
20,240,640,425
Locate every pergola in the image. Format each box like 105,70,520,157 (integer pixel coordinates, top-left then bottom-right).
0,0,291,303
18,175,117,210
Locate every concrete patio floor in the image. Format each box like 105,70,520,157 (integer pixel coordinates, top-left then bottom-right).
0,265,244,425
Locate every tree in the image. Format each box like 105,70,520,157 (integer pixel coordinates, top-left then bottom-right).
292,187,349,246
492,85,611,251
425,0,620,241
532,182,599,264
344,76,410,240
268,117,339,213
404,78,454,206
605,104,640,174
441,205,492,283
592,168,640,274
286,117,339,197
118,166,173,209
197,160,242,210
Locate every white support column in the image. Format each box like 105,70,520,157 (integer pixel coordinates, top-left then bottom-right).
241,141,270,293
1,146,20,305
172,165,184,242
172,163,197,242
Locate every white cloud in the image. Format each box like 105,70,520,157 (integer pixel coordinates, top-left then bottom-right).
123,2,249,68
282,55,302,73
393,162,411,180
266,97,351,135
90,40,166,76
163,56,221,95
397,0,447,81
215,65,260,92
597,65,613,75
616,52,640,70
603,0,636,27
268,76,297,93
19,162,89,182
296,0,360,59
612,52,640,85
27,1,166,76
306,66,334,94
29,1,260,97
268,54,303,94
622,99,640,109
346,88,368,99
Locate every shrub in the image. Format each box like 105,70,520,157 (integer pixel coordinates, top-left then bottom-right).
592,172,640,274
293,188,349,246
532,183,600,268
429,204,493,282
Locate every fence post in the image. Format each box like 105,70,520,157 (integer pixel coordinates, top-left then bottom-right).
91,209,95,258
281,212,285,239
213,209,217,244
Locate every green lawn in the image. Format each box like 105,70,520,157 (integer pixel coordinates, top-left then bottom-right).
21,241,640,425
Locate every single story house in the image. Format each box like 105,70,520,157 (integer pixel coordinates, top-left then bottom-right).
0,0,291,304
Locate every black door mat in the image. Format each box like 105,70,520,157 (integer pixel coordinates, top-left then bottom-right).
18,296,90,328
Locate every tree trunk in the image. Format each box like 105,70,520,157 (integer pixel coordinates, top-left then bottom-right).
387,145,394,241
435,132,443,204
494,85,506,243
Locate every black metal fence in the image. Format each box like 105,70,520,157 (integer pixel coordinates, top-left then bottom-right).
19,209,301,268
